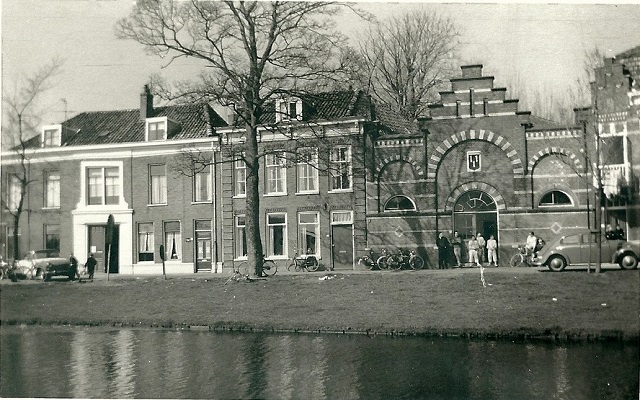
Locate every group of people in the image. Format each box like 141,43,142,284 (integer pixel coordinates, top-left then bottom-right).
69,253,97,281
436,231,498,269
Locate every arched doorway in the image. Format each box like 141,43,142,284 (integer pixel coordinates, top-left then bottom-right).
453,190,498,242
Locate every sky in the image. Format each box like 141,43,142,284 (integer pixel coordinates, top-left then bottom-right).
2,0,640,137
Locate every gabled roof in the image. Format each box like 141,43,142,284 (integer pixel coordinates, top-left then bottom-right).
249,89,373,125
616,45,640,59
60,103,226,146
374,103,420,136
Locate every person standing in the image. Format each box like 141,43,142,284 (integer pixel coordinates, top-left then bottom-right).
467,235,481,267
476,232,486,265
525,231,537,257
451,231,463,267
86,253,97,281
436,232,450,269
486,235,498,267
70,253,79,281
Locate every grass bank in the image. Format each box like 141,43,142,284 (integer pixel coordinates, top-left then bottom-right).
1,268,638,342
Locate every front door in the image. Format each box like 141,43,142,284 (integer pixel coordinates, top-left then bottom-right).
453,189,498,259
88,224,119,274
195,220,213,272
331,225,353,270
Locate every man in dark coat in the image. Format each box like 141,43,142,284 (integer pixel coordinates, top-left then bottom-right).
436,232,451,269
86,253,97,281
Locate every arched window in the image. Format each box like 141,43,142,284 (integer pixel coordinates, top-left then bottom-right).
539,190,572,206
384,195,416,212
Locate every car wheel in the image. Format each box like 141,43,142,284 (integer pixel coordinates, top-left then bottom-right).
547,256,567,272
619,253,638,270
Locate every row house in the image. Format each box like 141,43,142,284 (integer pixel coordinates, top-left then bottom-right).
5,61,630,273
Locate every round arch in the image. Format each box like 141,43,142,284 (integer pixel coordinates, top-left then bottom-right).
529,147,583,173
427,129,525,179
376,156,424,179
444,182,506,212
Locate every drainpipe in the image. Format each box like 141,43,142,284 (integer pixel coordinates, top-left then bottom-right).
212,141,219,273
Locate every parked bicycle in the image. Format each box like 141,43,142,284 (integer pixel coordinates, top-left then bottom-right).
287,251,319,272
385,249,425,270
357,248,389,270
227,254,277,284
509,246,534,267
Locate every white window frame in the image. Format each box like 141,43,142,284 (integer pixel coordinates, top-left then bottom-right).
41,124,61,147
193,165,212,203
44,171,60,209
266,213,287,259
149,164,167,205
234,158,246,198
234,215,247,260
145,117,168,141
384,195,417,212
298,212,320,257
44,224,60,251
539,190,574,208
275,98,303,123
331,210,353,225
265,151,287,196
329,145,352,192
296,147,319,194
8,175,21,211
87,167,120,206
137,222,155,263
163,220,182,261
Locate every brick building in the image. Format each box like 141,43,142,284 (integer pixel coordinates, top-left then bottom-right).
4,61,632,273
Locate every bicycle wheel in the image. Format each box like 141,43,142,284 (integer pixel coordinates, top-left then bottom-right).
409,255,425,270
387,254,402,270
287,261,296,271
235,261,249,275
262,260,277,276
509,253,524,267
306,258,319,272
377,255,389,270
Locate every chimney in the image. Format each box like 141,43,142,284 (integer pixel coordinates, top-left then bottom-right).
140,85,153,120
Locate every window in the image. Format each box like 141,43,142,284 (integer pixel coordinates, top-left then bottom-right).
87,167,119,205
234,158,246,197
298,212,319,256
384,195,416,211
43,128,60,147
193,166,212,202
44,224,60,251
329,146,352,191
149,164,167,205
331,211,353,225
265,152,286,195
539,191,572,207
44,171,60,208
8,175,21,211
297,148,318,193
138,223,154,262
235,215,247,259
267,213,287,257
276,98,302,122
561,235,580,245
147,120,166,141
164,221,181,260
195,220,212,261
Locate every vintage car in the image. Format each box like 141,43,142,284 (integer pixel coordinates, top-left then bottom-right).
532,229,639,272
8,250,76,281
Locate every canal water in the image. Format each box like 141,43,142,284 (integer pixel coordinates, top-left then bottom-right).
1,326,637,399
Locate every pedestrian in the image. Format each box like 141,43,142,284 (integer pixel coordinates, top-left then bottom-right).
436,232,450,269
467,235,482,267
613,225,625,240
486,235,498,267
451,231,463,267
525,231,537,258
476,232,485,264
70,253,79,281
86,253,97,281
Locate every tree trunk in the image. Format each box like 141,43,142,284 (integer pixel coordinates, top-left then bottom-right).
244,123,264,276
12,215,20,261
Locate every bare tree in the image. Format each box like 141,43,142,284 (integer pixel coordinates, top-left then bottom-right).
116,0,361,276
357,10,460,120
1,59,63,260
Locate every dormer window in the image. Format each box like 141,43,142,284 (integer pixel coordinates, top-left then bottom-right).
42,125,61,147
275,98,303,123
146,117,167,141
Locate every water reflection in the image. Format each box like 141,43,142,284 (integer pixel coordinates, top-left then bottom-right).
1,326,638,399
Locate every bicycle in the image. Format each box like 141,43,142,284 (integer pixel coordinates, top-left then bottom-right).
226,255,277,284
386,249,425,270
287,251,319,272
373,249,393,270
358,248,381,270
509,246,534,267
